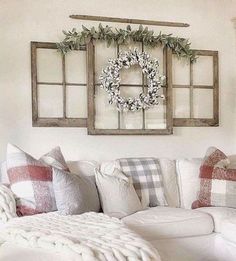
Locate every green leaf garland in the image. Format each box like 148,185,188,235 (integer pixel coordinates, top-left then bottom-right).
57,24,196,62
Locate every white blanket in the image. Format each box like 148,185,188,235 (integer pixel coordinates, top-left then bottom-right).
0,212,160,261
0,185,17,223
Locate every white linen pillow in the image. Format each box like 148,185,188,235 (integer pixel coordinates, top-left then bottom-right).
95,168,142,218
159,159,180,207
176,159,202,209
53,168,100,215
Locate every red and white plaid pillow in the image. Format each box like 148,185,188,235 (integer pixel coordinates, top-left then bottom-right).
192,147,236,209
6,144,68,216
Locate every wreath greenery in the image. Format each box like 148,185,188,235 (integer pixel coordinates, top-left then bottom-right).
99,49,165,112
57,24,196,62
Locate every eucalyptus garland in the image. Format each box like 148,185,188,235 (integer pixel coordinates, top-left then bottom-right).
57,24,196,62
99,49,165,112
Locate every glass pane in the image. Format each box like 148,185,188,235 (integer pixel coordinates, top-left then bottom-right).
38,85,63,117
65,50,86,83
95,87,118,129
119,42,142,85
193,89,213,118
37,49,62,82
95,42,116,84
173,88,190,118
119,86,144,129
121,111,143,129
172,55,190,85
193,56,213,85
145,87,166,129
119,85,142,99
144,46,165,75
66,86,87,118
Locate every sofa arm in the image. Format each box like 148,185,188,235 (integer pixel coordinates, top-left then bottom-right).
0,185,17,223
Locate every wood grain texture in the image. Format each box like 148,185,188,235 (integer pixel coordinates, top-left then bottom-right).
33,118,87,127
87,41,96,134
69,14,190,27
189,61,194,118
31,42,38,124
174,118,218,127
62,54,66,118
165,47,173,134
213,52,219,126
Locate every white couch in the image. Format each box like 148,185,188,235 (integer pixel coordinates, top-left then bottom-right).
1,158,236,261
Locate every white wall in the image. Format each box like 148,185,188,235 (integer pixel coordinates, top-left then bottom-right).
1,0,236,162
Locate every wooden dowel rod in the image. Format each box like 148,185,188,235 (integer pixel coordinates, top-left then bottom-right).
69,14,190,28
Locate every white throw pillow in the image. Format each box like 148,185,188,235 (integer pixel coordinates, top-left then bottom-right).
176,159,202,209
159,159,180,207
95,168,142,218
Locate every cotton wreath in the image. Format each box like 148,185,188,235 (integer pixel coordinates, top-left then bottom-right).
99,49,165,112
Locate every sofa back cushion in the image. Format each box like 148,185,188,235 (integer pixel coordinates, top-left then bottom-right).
176,158,202,209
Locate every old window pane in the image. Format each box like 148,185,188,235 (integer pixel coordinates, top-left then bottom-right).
37,49,62,82
38,84,63,117
193,89,213,118
173,88,190,118
65,51,86,83
66,86,87,118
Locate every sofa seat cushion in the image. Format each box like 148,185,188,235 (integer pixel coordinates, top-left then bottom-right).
196,207,236,232
122,207,214,240
221,217,236,244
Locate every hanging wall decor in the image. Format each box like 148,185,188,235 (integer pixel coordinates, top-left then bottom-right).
31,41,87,127
57,24,196,62
86,41,173,135
99,48,165,112
31,22,219,133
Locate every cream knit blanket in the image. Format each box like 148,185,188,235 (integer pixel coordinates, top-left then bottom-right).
0,185,17,223
0,212,160,261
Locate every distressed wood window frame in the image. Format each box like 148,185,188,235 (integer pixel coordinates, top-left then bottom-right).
31,41,87,127
31,42,219,131
86,40,173,135
173,50,219,127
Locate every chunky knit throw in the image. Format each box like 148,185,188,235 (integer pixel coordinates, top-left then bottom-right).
0,212,160,261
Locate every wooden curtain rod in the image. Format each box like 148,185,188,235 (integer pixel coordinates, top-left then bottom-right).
69,14,190,28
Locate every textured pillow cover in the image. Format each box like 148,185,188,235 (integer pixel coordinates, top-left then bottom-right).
6,144,69,216
192,147,236,209
176,159,202,209
53,168,100,215
95,168,142,218
117,158,167,208
40,146,69,171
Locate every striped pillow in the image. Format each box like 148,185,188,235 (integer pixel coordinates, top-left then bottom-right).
192,147,236,209
6,144,68,216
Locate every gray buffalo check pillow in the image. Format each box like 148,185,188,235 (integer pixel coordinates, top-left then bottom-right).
117,158,167,208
